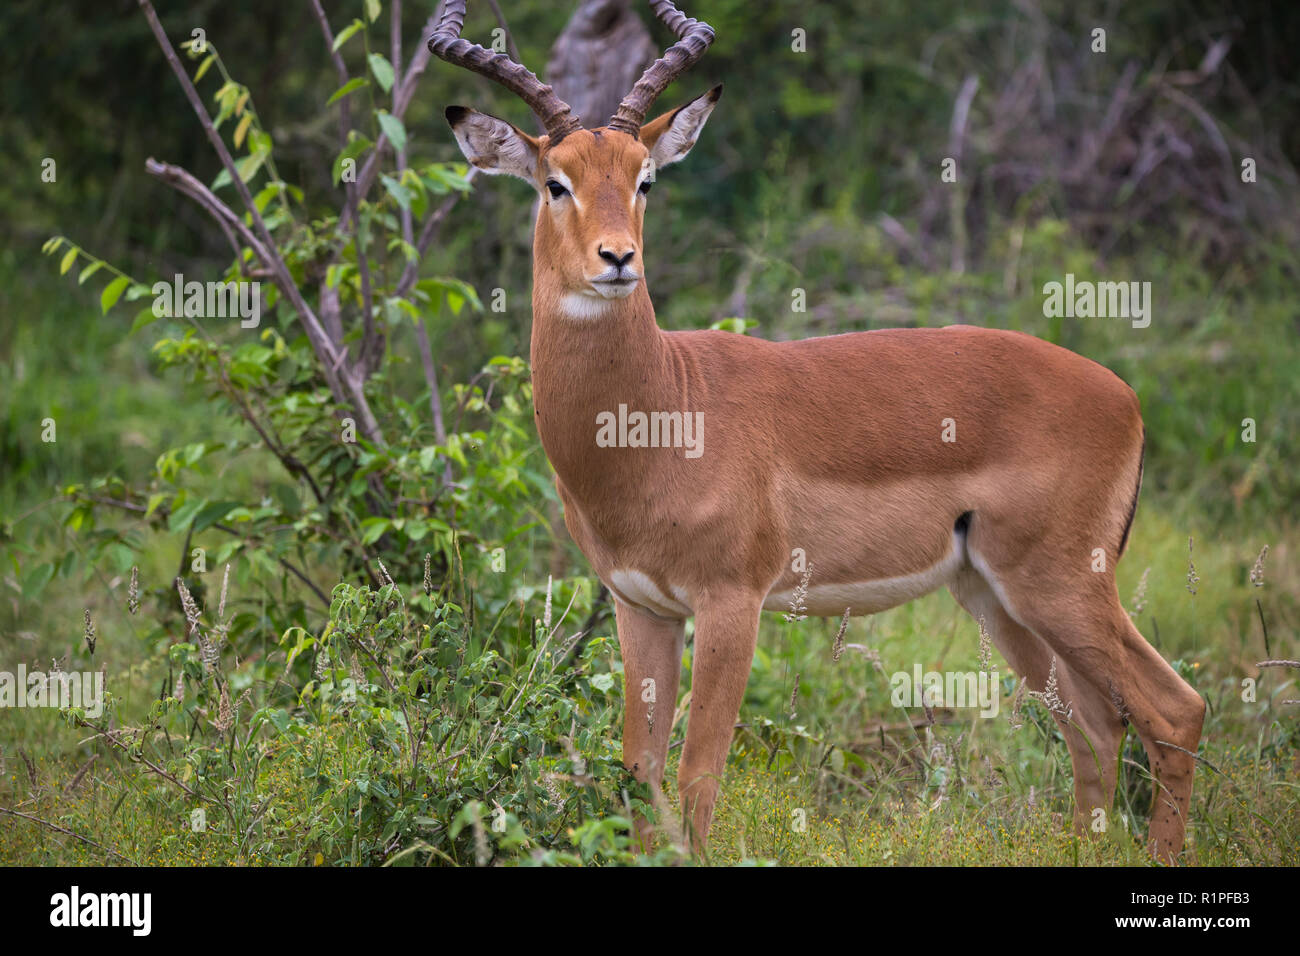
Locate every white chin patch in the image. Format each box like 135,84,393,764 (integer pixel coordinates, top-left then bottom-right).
558,292,615,320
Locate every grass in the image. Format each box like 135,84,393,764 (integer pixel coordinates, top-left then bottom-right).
2,498,1295,866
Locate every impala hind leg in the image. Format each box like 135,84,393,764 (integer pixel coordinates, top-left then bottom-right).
677,591,762,854
614,600,685,851
950,566,1125,834
973,556,1205,863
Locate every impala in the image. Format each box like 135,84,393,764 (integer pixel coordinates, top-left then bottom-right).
428,0,1205,862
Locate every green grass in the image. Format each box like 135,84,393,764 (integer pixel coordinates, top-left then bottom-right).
2,500,1295,866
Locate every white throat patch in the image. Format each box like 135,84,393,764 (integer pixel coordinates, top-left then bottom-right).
558,292,614,320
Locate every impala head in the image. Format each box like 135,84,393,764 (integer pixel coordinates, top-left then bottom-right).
429,0,719,304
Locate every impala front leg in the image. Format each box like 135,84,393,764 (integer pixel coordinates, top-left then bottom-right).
614,599,685,850
678,591,762,855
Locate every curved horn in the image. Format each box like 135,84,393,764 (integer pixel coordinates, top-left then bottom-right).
607,1,715,136
427,1,583,142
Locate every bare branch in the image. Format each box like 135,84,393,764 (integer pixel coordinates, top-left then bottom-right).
144,158,272,269
0,806,137,864
395,167,479,299
310,0,358,352
342,12,439,230
137,0,383,445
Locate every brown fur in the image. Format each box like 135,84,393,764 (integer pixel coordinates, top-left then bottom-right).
445,94,1204,864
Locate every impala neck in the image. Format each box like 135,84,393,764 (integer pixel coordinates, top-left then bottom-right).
529,247,677,497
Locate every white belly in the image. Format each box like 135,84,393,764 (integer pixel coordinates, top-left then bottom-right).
607,568,693,618
763,535,964,616
603,534,964,621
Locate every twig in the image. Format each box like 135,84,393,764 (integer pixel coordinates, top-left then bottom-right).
396,167,480,298
0,806,137,864
1154,739,1225,775
946,73,978,274
136,0,383,445
1256,598,1270,659
343,12,439,228
144,158,273,267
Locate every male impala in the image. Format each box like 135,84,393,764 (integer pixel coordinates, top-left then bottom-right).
429,0,1205,862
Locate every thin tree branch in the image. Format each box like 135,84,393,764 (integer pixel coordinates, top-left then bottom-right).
77,494,332,610
145,158,273,268
215,365,326,504
0,806,137,865
395,168,479,299
343,11,439,229
137,0,383,446
485,0,524,65
309,0,356,353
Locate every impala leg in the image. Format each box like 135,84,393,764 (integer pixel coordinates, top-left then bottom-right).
613,599,685,851
1111,612,1205,862
677,592,762,855
951,566,1125,834
979,559,1204,863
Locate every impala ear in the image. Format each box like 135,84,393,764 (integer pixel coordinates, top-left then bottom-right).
444,106,541,183
639,84,721,170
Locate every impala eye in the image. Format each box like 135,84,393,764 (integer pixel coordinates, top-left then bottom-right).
638,179,653,195
546,179,568,200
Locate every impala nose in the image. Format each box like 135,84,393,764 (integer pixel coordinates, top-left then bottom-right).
598,246,636,270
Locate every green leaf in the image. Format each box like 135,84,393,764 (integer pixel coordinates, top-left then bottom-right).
708,317,758,335
380,173,411,210
367,53,394,93
375,111,406,153
360,517,391,546
107,543,135,575
100,276,130,314
326,77,368,106
252,181,285,213
57,550,78,579
332,133,373,186
77,261,104,285
131,306,161,334
192,500,240,532
194,54,215,82
331,18,364,53
234,150,269,186
248,130,273,155
23,562,54,599
365,0,382,23
59,248,77,275
168,497,206,533
270,482,301,516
